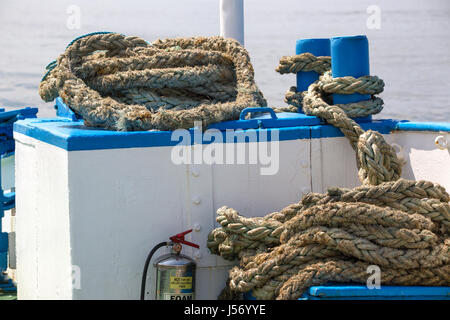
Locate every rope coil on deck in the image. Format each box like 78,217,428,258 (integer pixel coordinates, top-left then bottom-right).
208,53,450,300
39,32,267,131
210,181,450,300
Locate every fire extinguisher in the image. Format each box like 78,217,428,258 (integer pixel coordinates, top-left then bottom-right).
140,229,199,300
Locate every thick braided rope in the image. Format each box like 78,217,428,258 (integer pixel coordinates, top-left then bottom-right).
208,178,450,299
277,260,450,300
208,179,450,260
277,54,401,186
39,33,267,131
275,53,331,75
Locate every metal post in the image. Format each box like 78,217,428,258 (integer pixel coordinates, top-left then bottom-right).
220,0,244,45
331,35,371,105
296,38,331,92
295,38,330,113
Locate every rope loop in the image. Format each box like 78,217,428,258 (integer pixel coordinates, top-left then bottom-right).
39,32,267,131
276,53,400,186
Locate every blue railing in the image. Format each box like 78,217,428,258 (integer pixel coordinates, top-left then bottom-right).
0,107,38,291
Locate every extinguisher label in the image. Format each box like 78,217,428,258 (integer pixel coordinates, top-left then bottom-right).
163,293,193,300
169,276,192,290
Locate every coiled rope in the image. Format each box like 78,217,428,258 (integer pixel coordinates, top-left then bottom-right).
207,53,450,300
39,32,267,131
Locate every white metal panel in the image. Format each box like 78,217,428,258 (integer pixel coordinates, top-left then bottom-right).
310,136,361,193
196,266,230,300
311,131,450,193
67,146,187,299
185,160,216,268
14,133,72,300
212,139,311,220
390,131,450,190
15,134,38,300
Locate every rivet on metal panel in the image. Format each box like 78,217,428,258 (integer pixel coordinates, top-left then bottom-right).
193,223,201,232
435,135,448,150
300,160,309,168
191,166,200,177
192,197,201,205
391,143,402,154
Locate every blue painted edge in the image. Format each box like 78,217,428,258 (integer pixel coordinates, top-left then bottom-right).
13,118,311,151
210,112,322,130
394,121,450,132
55,97,79,121
308,284,450,298
13,116,450,151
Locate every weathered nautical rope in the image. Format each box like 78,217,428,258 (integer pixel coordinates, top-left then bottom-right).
208,53,450,300
288,55,398,186
39,32,267,131
210,181,450,300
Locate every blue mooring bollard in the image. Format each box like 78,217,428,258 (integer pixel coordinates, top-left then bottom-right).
331,35,371,105
296,38,331,92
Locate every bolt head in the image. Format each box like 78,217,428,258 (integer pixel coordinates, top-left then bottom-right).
435,135,448,150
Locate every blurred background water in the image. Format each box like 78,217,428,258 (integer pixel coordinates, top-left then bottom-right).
0,0,449,121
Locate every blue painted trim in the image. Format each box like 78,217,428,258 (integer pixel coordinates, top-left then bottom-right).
13,117,312,151
0,107,38,156
311,119,398,139
210,111,322,130
300,284,450,300
394,121,450,132
1,152,14,159
239,107,277,120
0,107,38,124
309,284,450,297
14,115,450,152
55,97,79,121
